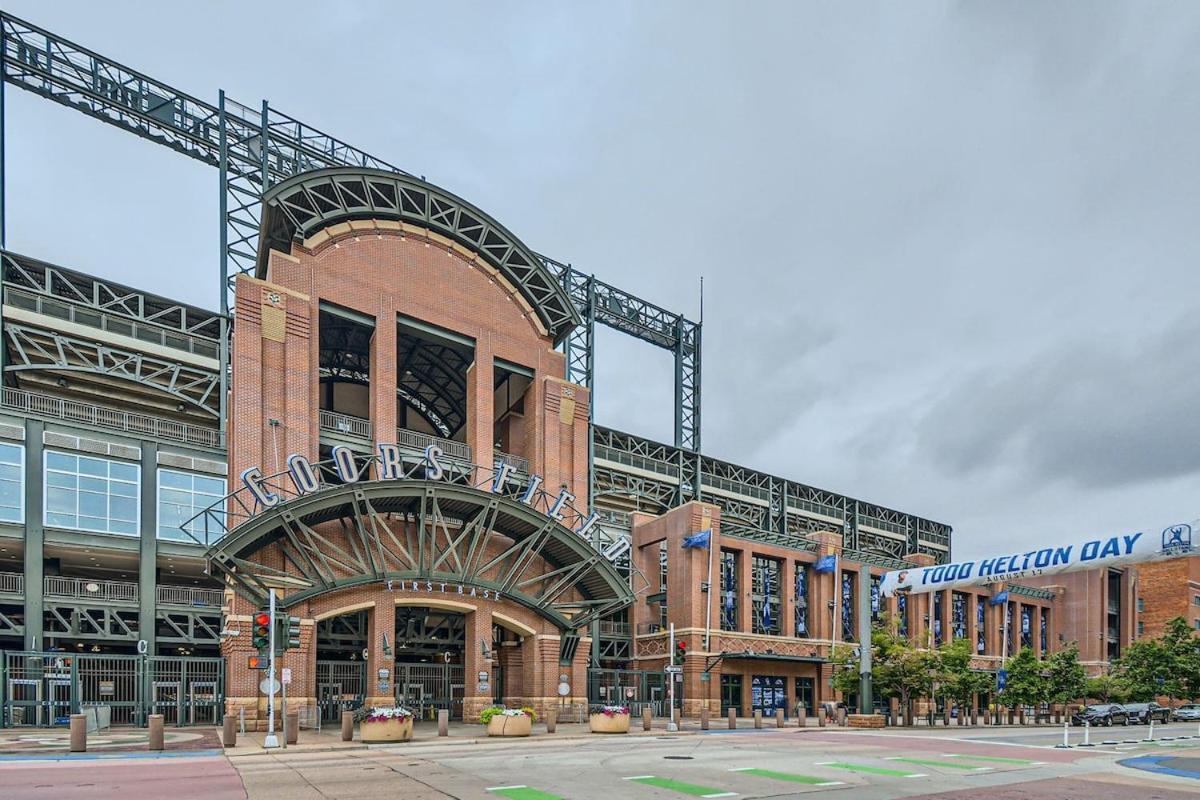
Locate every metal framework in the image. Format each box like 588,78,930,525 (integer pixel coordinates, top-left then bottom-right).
0,12,701,449
195,457,634,634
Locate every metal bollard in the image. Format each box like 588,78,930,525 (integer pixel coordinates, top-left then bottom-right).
437,709,448,736
148,714,165,751
728,708,736,729
70,714,87,753
1079,719,1093,747
643,707,653,731
223,713,237,747
753,709,762,729
546,708,556,734
776,708,785,728
341,710,354,741
1144,719,1155,742
286,712,298,745
700,706,710,730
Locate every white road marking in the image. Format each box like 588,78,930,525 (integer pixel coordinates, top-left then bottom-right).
486,787,527,791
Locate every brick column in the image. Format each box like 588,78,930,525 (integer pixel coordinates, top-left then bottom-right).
781,560,796,638
465,342,494,470
738,547,753,633
367,599,395,707
462,606,493,721
370,296,397,460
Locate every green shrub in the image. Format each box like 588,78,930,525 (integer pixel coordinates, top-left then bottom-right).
479,705,503,724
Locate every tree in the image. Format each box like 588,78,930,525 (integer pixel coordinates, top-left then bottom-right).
939,638,990,716
1001,647,1046,715
1045,643,1087,708
1159,617,1200,704
1115,639,1171,702
829,643,861,699
872,628,938,725
1084,673,1128,704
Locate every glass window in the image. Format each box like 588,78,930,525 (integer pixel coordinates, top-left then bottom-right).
0,443,24,523
841,571,855,642
44,452,139,535
751,555,781,636
976,596,986,653
794,562,810,637
157,469,226,544
719,550,739,632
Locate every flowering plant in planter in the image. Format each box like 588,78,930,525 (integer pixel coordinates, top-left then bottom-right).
480,705,537,724
597,705,630,717
361,706,414,723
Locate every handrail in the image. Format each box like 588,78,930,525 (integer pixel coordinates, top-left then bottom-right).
318,409,372,440
395,427,471,462
44,575,138,603
155,585,224,608
493,450,529,475
1,386,223,449
0,571,23,594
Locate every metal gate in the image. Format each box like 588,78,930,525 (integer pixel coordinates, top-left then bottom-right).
316,660,365,722
1,651,223,727
394,663,464,720
588,668,671,716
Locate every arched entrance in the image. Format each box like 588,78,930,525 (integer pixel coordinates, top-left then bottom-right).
314,609,368,723
202,464,634,725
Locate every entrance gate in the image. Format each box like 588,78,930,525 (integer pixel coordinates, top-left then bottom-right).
394,663,464,720
587,668,671,716
1,651,224,728
316,660,366,723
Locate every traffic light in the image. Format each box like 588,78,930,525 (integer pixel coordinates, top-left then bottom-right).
279,614,301,651
252,610,271,652
673,639,688,666
247,655,267,670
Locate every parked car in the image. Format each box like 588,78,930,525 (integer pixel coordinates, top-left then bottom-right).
1124,703,1171,725
1172,704,1200,722
1071,703,1129,726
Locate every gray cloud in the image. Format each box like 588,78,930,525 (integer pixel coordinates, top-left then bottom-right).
4,1,1200,559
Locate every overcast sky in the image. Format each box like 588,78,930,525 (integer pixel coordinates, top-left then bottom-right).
6,2,1199,561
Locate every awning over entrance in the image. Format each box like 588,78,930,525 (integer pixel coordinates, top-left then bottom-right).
205,479,633,633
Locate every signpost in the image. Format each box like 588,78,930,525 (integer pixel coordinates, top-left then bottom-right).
667,623,678,732
264,588,279,749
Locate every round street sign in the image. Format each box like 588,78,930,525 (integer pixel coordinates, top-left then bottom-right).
260,678,280,695
557,682,570,697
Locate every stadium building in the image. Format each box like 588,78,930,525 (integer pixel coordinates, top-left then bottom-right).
0,13,1149,728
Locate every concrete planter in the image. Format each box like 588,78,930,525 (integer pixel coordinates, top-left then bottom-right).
360,716,413,743
590,712,631,733
486,714,532,737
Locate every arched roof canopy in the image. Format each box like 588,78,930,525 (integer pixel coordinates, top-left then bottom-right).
257,167,580,345
206,480,632,633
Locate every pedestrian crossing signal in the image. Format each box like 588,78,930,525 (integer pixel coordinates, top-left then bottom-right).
248,655,267,670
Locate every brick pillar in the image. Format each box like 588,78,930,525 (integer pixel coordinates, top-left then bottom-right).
370,296,397,459
781,560,796,638
465,343,494,470
463,606,493,722
367,599,395,707
738,548,753,633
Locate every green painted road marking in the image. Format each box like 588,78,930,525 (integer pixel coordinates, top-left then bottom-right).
728,767,843,786
487,786,564,800
941,754,1044,765
885,757,990,772
624,775,736,797
814,762,926,778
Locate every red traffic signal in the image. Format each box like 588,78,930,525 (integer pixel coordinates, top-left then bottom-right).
252,610,272,650
673,639,688,665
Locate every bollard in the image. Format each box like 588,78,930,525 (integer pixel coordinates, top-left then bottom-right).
798,713,807,728
700,706,710,730
223,713,237,747
286,712,298,745
837,707,847,727
1018,708,1026,726
341,710,354,741
69,713,87,753
983,709,990,725
728,708,736,729
1144,718,1155,742
148,714,164,751
1055,721,1070,748
1079,719,1093,747
776,708,785,728
753,709,762,729
438,709,448,737
546,708,556,734
643,707,653,731
818,712,826,728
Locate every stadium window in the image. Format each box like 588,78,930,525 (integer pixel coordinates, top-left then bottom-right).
1137,621,1144,637
157,469,227,544
44,451,139,535
1137,598,1145,612
0,442,24,523
1193,595,1200,607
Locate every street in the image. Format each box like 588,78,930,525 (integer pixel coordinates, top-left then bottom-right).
2,721,1198,799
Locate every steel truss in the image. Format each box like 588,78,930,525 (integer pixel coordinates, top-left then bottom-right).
197,457,634,635
0,12,701,449
4,322,220,416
